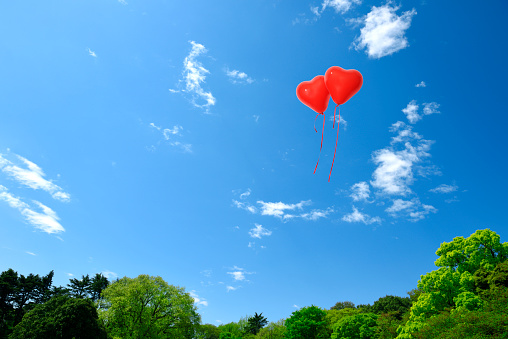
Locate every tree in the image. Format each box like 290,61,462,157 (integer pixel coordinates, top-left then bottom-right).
285,306,328,339
330,301,355,311
256,320,286,339
397,229,508,338
9,295,108,339
245,312,268,335
67,273,109,301
371,295,412,319
97,274,200,338
331,313,378,339
196,324,221,339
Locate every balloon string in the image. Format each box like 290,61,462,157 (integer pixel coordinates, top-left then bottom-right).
333,103,339,128
313,112,325,174
329,106,340,182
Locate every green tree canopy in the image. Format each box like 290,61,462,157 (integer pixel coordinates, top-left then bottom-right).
9,295,108,339
371,295,412,318
196,324,221,339
98,274,200,338
285,306,328,339
256,319,286,339
331,313,378,339
330,301,355,311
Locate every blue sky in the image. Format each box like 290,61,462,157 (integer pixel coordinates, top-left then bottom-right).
1,0,507,325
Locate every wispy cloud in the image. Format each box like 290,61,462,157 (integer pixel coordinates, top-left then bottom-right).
416,81,426,88
422,102,440,116
321,0,362,14
232,200,256,213
225,68,254,84
0,186,65,234
371,122,433,195
342,206,381,224
0,154,71,202
175,41,216,112
249,224,272,239
190,290,208,307
149,123,192,153
350,181,370,201
402,100,420,124
226,286,238,292
227,266,253,282
300,208,334,221
26,251,36,256
353,2,416,59
385,198,437,221
87,48,97,58
118,0,127,5
239,189,251,199
257,200,311,219
430,184,458,193
101,270,118,280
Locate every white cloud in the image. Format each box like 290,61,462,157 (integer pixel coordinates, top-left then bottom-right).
226,286,237,292
354,3,416,59
232,200,256,214
257,200,311,219
163,126,183,140
321,0,361,14
249,224,272,239
26,251,36,256
190,290,208,307
169,141,192,153
430,184,458,193
182,41,216,112
253,115,260,123
350,182,370,201
101,270,118,280
342,206,381,224
300,208,334,221
422,102,440,116
0,186,65,234
118,0,127,5
385,199,414,213
66,273,74,277
227,266,253,282
402,100,420,124
329,115,348,130
87,48,97,58
416,81,426,88
225,68,254,84
239,189,251,200
409,204,437,221
0,154,70,202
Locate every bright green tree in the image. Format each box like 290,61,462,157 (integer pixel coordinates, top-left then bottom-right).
256,320,286,339
9,295,108,339
196,324,221,339
331,313,378,339
98,274,200,338
396,229,508,338
329,301,355,311
284,306,328,339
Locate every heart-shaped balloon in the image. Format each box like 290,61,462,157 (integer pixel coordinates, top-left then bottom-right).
324,66,363,106
296,75,330,113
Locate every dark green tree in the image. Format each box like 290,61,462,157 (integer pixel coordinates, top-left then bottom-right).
285,306,328,339
196,324,221,339
372,295,412,319
9,295,108,339
67,275,91,298
245,312,268,335
330,301,355,311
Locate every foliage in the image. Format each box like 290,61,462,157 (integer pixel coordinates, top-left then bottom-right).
9,295,108,339
376,311,409,339
68,273,109,301
371,295,412,319
330,301,355,311
196,324,221,339
98,274,200,338
284,306,328,339
0,268,54,338
245,312,268,335
330,313,378,339
256,320,286,339
325,308,360,328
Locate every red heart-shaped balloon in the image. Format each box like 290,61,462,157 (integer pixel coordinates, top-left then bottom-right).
324,66,363,106
296,75,330,114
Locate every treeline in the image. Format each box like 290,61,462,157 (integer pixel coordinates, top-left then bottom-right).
1,228,507,338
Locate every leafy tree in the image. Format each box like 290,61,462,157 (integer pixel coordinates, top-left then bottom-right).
9,295,108,339
256,320,286,339
397,229,508,338
67,275,91,298
285,306,328,339
372,295,412,319
330,301,355,311
330,313,378,339
245,312,268,335
196,324,221,339
218,321,243,338
98,274,200,338
0,268,54,337
376,311,409,339
67,273,109,301
219,332,234,339
325,308,360,330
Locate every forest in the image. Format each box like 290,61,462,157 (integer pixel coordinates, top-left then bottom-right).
1,228,507,339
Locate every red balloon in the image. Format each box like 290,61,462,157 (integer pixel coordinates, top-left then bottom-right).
324,66,363,106
296,75,330,113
